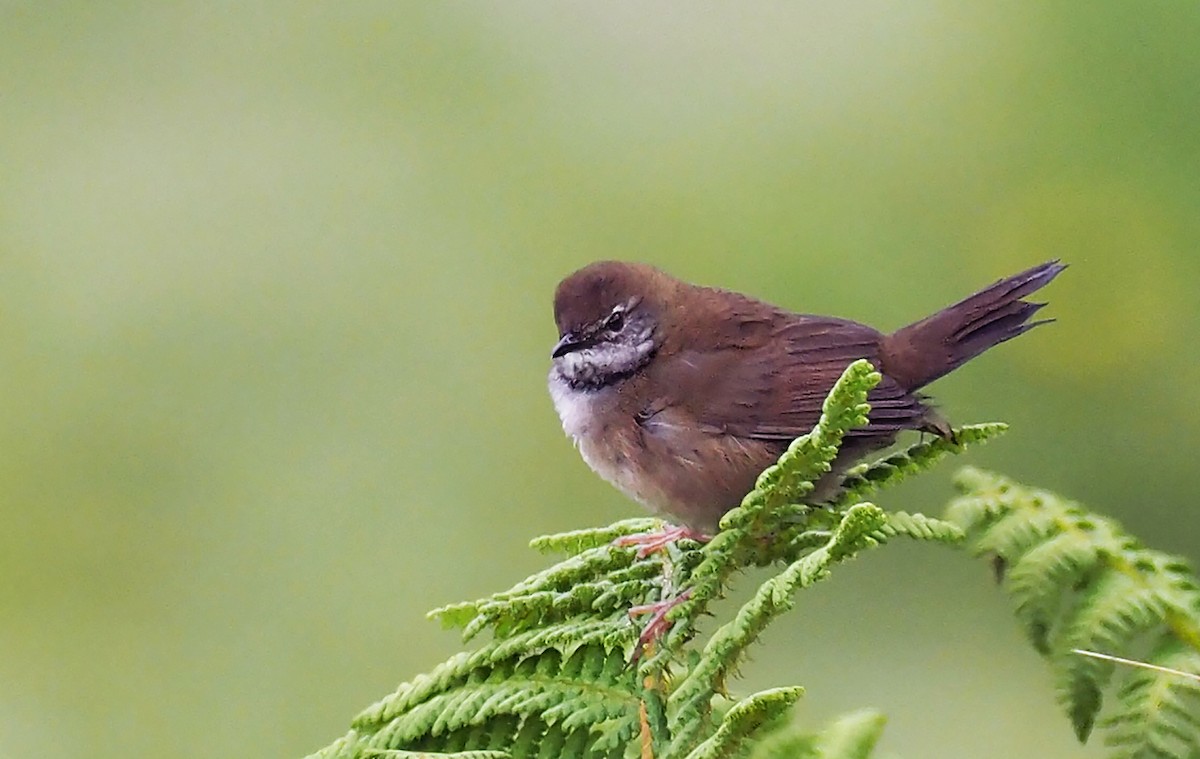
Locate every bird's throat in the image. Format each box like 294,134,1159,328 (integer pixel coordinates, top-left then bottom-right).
551,341,654,390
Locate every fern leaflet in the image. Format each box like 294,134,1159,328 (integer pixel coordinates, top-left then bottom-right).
948,466,1200,755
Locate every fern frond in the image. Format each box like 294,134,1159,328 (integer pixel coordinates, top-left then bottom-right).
1056,568,1173,738
746,731,818,759
810,709,888,759
683,687,805,759
316,730,363,759
324,525,668,759
1002,530,1101,653
872,510,964,545
832,423,1007,509
1101,641,1200,759
308,360,1003,759
763,421,1003,558
430,541,666,644
530,519,665,555
948,467,1200,752
747,709,886,759
666,505,888,755
334,645,643,759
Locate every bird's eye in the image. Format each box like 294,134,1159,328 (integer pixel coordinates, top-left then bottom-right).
605,310,624,331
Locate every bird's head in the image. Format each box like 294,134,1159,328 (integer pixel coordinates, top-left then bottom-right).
550,261,674,389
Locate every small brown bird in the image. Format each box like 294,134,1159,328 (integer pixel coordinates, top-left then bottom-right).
548,260,1064,533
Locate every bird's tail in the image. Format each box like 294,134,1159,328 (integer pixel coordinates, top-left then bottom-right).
880,260,1066,391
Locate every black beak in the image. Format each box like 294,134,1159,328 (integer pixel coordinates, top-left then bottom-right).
551,332,593,358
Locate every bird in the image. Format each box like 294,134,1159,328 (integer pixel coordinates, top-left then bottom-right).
548,259,1064,535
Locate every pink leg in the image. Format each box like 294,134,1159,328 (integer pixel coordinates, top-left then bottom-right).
612,525,711,558
629,589,693,655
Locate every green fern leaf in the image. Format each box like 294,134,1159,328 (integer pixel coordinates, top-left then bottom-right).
968,507,1060,560
746,732,819,759
683,687,805,759
1101,641,1200,759
873,510,964,545
665,505,888,755
1002,530,1099,653
309,359,1011,759
949,468,1200,753
811,709,888,759
1058,569,1170,738
833,423,1007,509
530,519,664,555
746,709,886,759
945,466,1021,531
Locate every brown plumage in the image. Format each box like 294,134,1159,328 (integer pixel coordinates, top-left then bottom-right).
548,260,1064,531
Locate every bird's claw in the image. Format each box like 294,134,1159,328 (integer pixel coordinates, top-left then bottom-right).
613,525,710,558
630,589,693,656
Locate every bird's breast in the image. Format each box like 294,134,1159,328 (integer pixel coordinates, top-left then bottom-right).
547,371,775,531
548,376,645,501
548,374,631,483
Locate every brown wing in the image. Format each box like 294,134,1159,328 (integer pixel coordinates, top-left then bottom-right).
652,311,928,445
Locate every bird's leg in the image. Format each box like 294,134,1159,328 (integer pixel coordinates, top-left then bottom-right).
612,524,710,558
629,588,693,657
613,525,708,655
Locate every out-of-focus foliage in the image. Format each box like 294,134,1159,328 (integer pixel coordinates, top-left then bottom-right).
1,4,1198,759
949,468,1200,758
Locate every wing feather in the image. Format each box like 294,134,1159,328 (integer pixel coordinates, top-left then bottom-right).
658,314,928,444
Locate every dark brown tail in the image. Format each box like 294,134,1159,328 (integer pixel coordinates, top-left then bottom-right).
880,260,1066,391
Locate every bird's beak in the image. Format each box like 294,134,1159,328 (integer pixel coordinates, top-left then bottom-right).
551,332,592,358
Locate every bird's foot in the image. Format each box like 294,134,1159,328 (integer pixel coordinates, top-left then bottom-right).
612,524,710,558
630,589,693,655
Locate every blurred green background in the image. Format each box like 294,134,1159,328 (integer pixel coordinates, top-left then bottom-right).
2,3,1198,758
